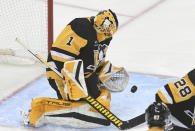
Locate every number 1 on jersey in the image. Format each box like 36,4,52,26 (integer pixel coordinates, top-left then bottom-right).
66,36,73,46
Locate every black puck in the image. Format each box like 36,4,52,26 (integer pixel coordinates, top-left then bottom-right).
131,85,137,93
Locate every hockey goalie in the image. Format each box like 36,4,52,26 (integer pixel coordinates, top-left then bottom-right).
22,9,129,128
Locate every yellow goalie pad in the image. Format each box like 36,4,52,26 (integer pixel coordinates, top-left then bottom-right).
61,60,88,100
29,97,86,127
29,87,110,127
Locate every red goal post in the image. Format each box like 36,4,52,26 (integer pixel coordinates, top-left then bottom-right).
48,0,53,53
0,0,53,65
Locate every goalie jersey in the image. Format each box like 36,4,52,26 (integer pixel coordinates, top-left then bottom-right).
47,17,112,77
156,69,195,129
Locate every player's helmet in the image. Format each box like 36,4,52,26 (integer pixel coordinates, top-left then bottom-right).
145,102,170,128
94,9,118,37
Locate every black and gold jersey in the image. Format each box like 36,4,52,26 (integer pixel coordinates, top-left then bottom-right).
156,69,195,129
47,17,112,77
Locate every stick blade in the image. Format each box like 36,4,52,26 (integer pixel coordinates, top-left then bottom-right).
120,113,145,130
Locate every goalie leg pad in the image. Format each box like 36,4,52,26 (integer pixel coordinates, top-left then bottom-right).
29,97,86,127
29,88,111,128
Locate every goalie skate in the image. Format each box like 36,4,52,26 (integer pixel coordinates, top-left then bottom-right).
20,110,30,126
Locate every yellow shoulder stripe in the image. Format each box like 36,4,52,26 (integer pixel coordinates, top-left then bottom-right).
157,90,170,104
53,25,88,55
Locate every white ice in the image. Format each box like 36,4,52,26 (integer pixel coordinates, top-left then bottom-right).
0,0,195,130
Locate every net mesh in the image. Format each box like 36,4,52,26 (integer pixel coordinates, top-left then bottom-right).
0,0,49,64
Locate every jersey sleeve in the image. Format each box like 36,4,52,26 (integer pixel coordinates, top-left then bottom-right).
50,18,96,71
51,26,87,61
156,69,195,104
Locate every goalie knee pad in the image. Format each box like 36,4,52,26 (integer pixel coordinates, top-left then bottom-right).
47,60,89,101
28,88,111,128
46,70,67,100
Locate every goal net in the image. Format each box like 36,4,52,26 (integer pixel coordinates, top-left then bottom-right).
0,0,53,65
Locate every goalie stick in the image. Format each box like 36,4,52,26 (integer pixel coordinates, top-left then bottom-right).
15,38,145,130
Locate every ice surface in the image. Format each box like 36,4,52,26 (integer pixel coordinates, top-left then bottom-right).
1,0,195,130
0,73,176,130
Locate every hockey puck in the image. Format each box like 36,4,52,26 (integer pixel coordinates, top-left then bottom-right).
131,85,137,93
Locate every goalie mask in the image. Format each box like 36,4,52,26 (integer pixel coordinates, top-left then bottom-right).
94,9,118,37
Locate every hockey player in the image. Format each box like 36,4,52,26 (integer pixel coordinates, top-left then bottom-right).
156,68,195,131
145,102,171,131
22,9,129,128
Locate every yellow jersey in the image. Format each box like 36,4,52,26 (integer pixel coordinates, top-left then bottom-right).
47,17,112,77
156,69,195,129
